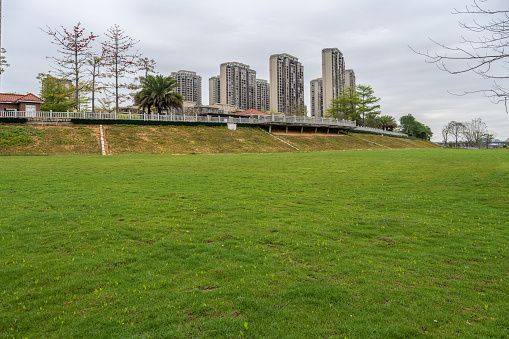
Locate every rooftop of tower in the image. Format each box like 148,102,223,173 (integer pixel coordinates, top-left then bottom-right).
270,53,299,61
322,48,343,55
220,61,252,69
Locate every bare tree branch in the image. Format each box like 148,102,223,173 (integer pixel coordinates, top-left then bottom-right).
412,0,509,110
101,25,141,113
41,22,98,108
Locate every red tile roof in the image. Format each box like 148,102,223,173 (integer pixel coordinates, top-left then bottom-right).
235,108,268,116
0,93,44,103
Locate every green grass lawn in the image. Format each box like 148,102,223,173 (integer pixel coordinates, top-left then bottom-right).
0,149,508,338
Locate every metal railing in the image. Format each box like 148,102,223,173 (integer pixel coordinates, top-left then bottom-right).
354,126,408,137
0,110,407,137
0,110,355,127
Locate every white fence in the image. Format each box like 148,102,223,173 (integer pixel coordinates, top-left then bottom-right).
354,126,408,137
0,110,407,137
0,110,356,127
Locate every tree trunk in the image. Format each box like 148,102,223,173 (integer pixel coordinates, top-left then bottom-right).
115,46,119,114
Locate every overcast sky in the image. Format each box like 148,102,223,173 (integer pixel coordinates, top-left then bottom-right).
2,0,509,141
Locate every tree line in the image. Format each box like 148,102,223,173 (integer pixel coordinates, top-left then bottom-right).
39,22,183,114
325,85,433,140
441,118,495,148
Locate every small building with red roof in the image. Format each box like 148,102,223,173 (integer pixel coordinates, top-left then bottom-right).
0,93,44,116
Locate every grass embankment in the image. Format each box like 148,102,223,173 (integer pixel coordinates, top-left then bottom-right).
0,124,100,155
276,132,440,151
1,149,508,338
105,125,294,154
1,123,438,156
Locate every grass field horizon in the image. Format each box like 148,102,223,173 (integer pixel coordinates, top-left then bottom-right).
1,149,508,338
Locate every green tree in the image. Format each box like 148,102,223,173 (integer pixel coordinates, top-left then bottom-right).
289,102,308,116
399,114,433,140
134,75,183,114
327,86,360,121
357,85,381,126
378,115,397,131
37,73,74,112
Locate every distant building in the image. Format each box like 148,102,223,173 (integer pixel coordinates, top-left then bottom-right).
209,76,220,105
310,78,323,117
322,48,345,113
186,103,240,116
345,69,356,89
177,101,239,116
170,70,202,105
0,93,44,116
269,53,305,114
235,108,268,117
219,62,257,111
255,79,270,112
207,103,239,114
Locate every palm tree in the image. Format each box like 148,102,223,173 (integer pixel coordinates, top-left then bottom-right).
134,75,184,114
377,115,397,131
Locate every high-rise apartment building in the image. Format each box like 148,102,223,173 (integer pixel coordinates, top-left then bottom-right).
255,79,270,112
345,69,356,89
322,48,345,112
219,62,256,110
209,76,221,104
170,70,202,105
269,53,304,114
310,78,323,118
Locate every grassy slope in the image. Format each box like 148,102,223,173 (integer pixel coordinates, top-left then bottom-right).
105,125,295,154
0,124,101,156
1,124,438,156
0,149,508,338
350,133,442,149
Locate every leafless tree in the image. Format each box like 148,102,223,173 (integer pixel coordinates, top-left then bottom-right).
87,54,105,113
442,123,451,146
183,106,201,116
97,97,115,113
415,1,509,109
138,57,156,79
0,48,9,74
101,24,140,113
41,22,98,108
483,131,496,148
462,118,488,147
126,57,157,101
448,121,465,147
